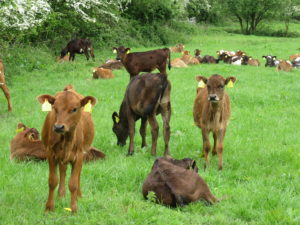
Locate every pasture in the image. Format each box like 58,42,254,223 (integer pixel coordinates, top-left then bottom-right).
0,28,300,224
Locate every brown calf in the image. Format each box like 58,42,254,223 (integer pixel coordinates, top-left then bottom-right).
113,46,171,78
242,56,260,66
142,157,219,207
169,43,185,53
180,50,192,64
193,74,236,170
277,60,293,72
100,59,123,70
171,58,187,68
112,73,171,156
289,53,300,61
38,86,97,212
92,67,115,79
0,59,12,111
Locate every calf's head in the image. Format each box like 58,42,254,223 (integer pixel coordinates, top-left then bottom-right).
60,48,68,58
113,46,130,61
194,49,201,56
262,55,277,67
38,91,96,134
16,123,40,141
196,74,236,103
112,111,128,146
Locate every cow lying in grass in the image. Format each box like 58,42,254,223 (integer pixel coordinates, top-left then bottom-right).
112,73,171,156
169,43,184,53
0,59,12,111
142,157,220,207
262,55,279,67
193,74,236,170
92,67,115,79
100,59,123,70
60,39,95,61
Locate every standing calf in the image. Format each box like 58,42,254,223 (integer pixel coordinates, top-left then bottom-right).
0,59,12,111
112,73,171,156
193,74,236,170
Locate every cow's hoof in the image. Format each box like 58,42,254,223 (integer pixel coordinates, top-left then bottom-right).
126,152,134,156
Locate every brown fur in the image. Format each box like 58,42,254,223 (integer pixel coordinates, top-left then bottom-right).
248,59,260,66
112,73,171,156
92,67,115,79
113,46,171,78
56,55,69,62
169,44,185,53
0,59,12,111
171,58,187,68
289,53,300,61
277,60,293,72
193,74,236,170
37,85,98,213
100,59,123,70
142,157,219,207
180,50,193,65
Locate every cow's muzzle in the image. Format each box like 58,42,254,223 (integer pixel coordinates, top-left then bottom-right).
208,95,219,102
53,124,65,133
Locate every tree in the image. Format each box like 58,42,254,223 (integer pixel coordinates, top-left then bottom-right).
280,0,300,36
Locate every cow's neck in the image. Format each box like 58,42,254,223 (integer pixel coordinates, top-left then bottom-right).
119,100,129,128
207,100,224,121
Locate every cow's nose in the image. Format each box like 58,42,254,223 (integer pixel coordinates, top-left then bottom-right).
209,95,217,101
54,124,65,133
116,57,120,61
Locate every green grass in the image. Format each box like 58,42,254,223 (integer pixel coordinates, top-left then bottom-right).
1,26,300,225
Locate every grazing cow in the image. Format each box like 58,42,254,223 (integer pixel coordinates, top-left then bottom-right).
241,56,260,66
171,58,188,68
169,44,185,53
262,55,279,67
113,46,171,78
193,74,236,170
277,60,293,72
100,59,123,70
142,157,219,207
61,39,95,61
37,86,97,212
0,59,12,111
92,67,115,79
112,73,171,156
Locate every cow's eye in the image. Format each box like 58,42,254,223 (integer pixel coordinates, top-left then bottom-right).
71,108,77,113
218,85,224,89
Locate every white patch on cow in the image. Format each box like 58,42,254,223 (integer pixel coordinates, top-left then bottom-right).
274,60,280,66
232,58,242,65
80,48,84,53
287,61,292,66
0,82,4,85
294,56,300,62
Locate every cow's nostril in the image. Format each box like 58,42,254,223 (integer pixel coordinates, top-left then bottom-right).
54,124,65,133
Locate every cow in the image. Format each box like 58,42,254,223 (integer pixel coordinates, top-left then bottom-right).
112,73,171,156
277,60,293,72
0,59,12,111
180,50,193,65
241,56,260,66
56,54,69,63
169,44,185,53
289,53,300,61
193,74,236,170
194,49,202,63
100,59,123,70
201,55,218,64
60,39,95,61
262,55,279,67
92,67,115,79
37,85,97,212
112,46,171,79
142,157,220,207
171,58,188,68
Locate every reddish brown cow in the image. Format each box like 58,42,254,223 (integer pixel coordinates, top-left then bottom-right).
0,59,12,111
37,86,97,212
193,74,236,170
277,60,293,72
92,67,115,79
113,46,171,78
112,73,171,156
289,53,300,61
142,157,219,207
61,39,95,61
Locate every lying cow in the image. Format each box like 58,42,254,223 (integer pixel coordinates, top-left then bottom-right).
180,51,193,65
112,73,171,156
100,59,123,70
61,39,95,61
262,55,279,67
289,53,300,61
92,67,115,79
277,60,293,72
241,56,260,66
201,55,218,64
38,85,98,212
193,74,236,170
113,46,171,78
0,59,12,111
169,43,185,53
142,157,219,207
171,58,187,68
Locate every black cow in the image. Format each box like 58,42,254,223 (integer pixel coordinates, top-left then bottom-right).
61,39,95,61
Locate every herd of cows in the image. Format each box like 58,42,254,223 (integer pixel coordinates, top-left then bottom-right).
0,38,299,213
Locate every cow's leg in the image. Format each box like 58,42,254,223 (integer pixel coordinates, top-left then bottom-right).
148,114,159,156
212,132,217,156
58,163,67,199
216,129,226,170
127,114,135,156
160,102,171,156
84,50,90,61
201,129,211,170
158,63,167,75
69,155,83,213
90,49,95,61
140,117,147,148
0,84,12,111
70,53,75,61
45,156,58,211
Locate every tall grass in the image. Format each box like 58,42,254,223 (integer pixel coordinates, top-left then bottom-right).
0,26,299,225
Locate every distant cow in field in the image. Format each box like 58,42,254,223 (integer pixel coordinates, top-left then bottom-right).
289,53,300,61
201,55,218,64
142,157,220,207
61,39,95,61
92,67,115,79
100,59,123,70
277,60,293,72
194,49,202,63
113,46,171,78
169,44,185,53
112,73,171,156
171,58,187,68
241,56,260,66
180,51,193,65
193,74,236,170
0,59,12,111
38,85,97,212
262,55,279,67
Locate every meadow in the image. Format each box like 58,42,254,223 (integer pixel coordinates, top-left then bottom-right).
0,27,300,225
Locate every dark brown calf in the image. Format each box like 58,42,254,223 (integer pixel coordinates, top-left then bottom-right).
113,46,171,78
61,39,95,61
38,86,97,213
142,157,219,207
0,59,12,111
193,74,236,170
112,73,171,156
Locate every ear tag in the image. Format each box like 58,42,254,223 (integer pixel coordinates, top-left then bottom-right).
113,49,117,53
16,127,24,133
227,80,234,88
84,100,92,113
42,99,52,112
126,50,130,54
198,80,205,88
115,116,120,123
64,208,72,212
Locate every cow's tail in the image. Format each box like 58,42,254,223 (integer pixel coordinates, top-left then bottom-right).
167,48,171,70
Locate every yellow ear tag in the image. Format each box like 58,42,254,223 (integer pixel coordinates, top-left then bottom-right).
227,80,234,88
198,80,205,88
115,116,120,123
113,49,117,53
126,50,130,54
84,100,92,113
64,208,72,212
16,127,24,133
42,99,52,112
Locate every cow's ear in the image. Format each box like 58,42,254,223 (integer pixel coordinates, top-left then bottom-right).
17,123,26,130
81,96,97,107
37,95,56,105
195,76,208,84
262,56,266,59
112,112,120,124
63,84,74,91
273,56,277,59
125,48,131,54
225,76,236,85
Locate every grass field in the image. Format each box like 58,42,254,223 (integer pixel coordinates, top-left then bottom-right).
0,26,300,225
